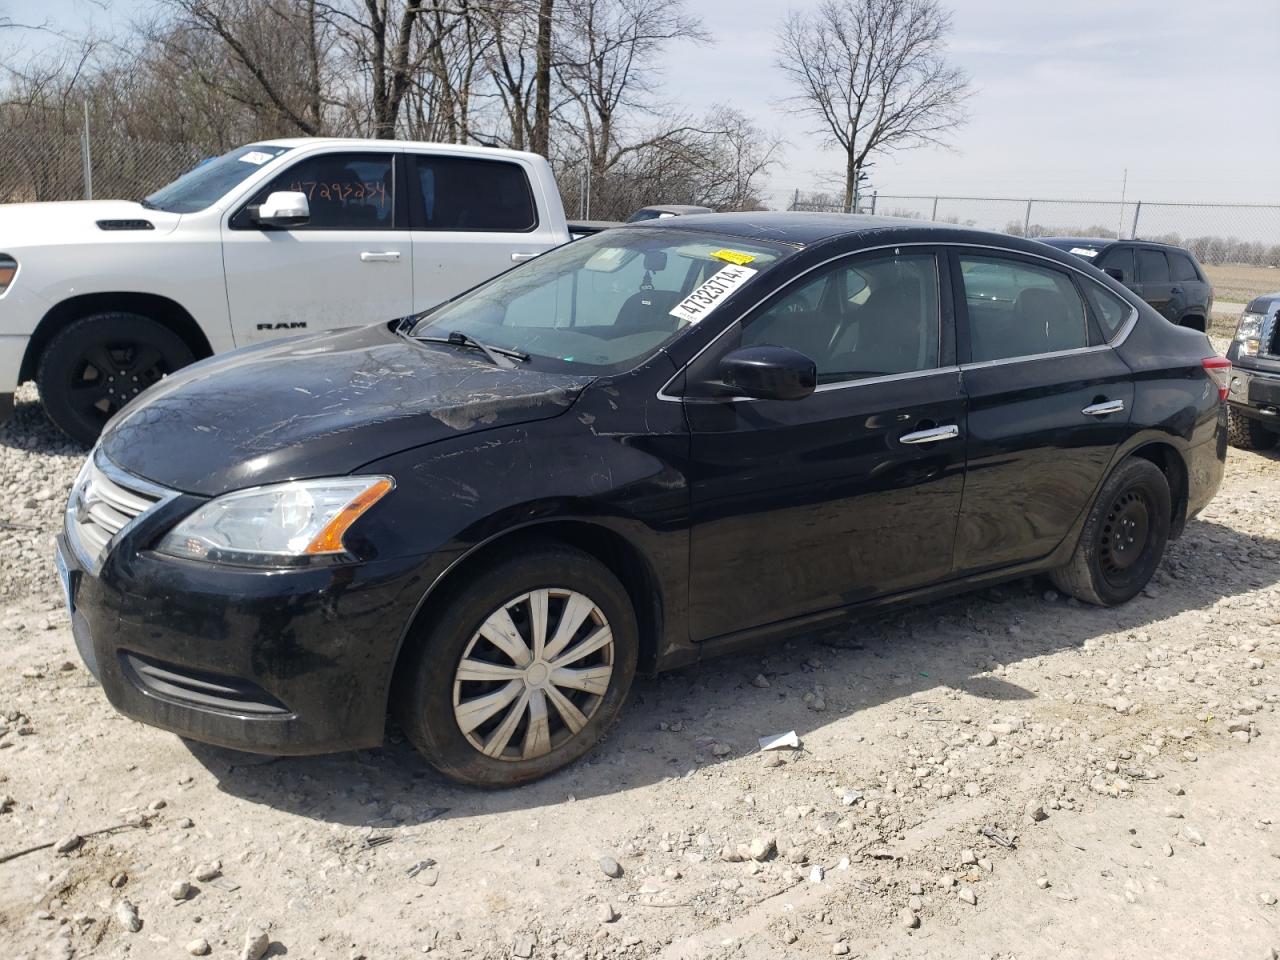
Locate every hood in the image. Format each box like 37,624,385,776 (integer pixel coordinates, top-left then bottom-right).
0,200,182,245
99,323,592,497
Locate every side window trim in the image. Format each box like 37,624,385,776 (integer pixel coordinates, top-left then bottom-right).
950,246,1095,367
228,149,399,231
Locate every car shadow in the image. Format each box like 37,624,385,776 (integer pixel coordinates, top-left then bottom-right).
0,386,88,455
183,514,1280,826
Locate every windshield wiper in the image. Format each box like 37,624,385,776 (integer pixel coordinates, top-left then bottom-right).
415,331,528,369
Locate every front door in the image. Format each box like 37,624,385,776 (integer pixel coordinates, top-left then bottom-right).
952,249,1134,573
684,248,967,642
405,152,561,313
222,149,413,345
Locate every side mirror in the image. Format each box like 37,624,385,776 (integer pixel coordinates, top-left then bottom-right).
718,345,816,401
253,191,310,228
1103,267,1125,282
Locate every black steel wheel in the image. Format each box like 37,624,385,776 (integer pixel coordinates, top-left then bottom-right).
1051,457,1171,606
37,312,195,446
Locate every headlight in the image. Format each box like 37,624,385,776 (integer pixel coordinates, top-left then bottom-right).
1236,311,1266,357
0,255,16,295
157,476,393,566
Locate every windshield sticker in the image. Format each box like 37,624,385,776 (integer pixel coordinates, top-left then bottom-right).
669,264,757,325
710,248,756,266
239,150,276,166
1070,247,1099,257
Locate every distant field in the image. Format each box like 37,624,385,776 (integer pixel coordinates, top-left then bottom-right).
1204,263,1280,304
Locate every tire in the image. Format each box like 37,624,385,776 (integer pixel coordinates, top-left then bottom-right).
36,312,195,446
1227,407,1279,451
394,543,639,788
1050,457,1172,607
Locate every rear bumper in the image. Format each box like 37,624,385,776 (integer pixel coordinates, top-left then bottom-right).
58,532,440,755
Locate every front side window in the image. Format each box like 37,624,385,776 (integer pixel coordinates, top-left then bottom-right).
410,155,536,231
739,252,940,384
1097,247,1135,283
410,227,793,374
1137,249,1170,283
243,152,395,230
143,144,293,214
959,255,1088,361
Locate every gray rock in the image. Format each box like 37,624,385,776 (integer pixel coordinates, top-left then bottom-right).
899,907,919,929
748,836,776,862
1182,825,1206,846
240,928,270,960
598,856,623,879
187,939,212,956
751,674,770,688
513,934,535,958
958,887,977,906
114,900,141,933
169,880,192,901
1025,801,1048,823
832,943,850,956
53,834,82,854
193,861,222,882
597,902,618,923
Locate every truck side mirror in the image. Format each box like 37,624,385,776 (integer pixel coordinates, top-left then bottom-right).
252,191,310,228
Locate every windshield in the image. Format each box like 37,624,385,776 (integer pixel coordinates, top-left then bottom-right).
143,144,293,213
410,227,795,374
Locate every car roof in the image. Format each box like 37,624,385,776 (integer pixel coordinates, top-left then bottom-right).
251,136,545,164
1042,236,1196,254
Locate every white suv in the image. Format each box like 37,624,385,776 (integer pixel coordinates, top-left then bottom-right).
0,138,572,443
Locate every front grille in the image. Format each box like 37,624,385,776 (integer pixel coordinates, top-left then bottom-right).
121,651,292,716
1267,310,1280,358
66,452,174,574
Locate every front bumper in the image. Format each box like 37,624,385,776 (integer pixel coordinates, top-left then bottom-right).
1227,364,1280,420
57,532,444,755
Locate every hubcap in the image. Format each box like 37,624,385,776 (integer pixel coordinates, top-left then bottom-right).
1100,489,1151,576
71,341,169,423
452,588,614,762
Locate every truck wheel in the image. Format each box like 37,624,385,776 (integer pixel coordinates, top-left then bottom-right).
1227,407,1279,451
394,544,638,788
36,312,194,446
1050,457,1171,606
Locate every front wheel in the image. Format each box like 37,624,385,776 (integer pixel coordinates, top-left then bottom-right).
1051,457,1171,606
394,544,638,787
1227,407,1279,451
37,312,195,446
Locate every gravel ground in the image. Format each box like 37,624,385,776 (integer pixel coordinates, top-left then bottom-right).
2,380,1279,960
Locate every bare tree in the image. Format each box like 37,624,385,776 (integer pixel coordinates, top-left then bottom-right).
776,0,971,212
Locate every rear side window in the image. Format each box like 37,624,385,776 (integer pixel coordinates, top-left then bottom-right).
1137,249,1170,282
410,155,537,231
1097,247,1134,283
1170,252,1200,282
1082,282,1133,340
243,152,395,229
959,255,1088,362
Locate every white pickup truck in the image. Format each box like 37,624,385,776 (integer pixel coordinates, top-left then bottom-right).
0,138,573,443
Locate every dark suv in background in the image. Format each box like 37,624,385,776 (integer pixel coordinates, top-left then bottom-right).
1225,293,1280,450
1042,238,1213,332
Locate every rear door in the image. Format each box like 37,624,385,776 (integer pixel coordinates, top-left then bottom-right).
1168,250,1209,323
952,249,1134,574
685,247,967,642
222,149,413,345
406,152,562,313
1136,248,1177,321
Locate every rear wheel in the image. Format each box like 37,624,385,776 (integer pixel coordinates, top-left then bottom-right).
37,312,194,446
1051,457,1171,606
1227,407,1279,451
394,544,638,787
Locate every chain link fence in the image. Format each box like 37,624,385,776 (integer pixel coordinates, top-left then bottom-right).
0,129,205,205
789,193,1280,268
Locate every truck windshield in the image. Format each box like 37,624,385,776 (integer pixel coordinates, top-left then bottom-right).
410,227,796,375
142,145,293,214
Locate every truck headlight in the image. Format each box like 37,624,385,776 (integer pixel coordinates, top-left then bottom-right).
1235,311,1266,357
0,255,16,295
157,476,393,566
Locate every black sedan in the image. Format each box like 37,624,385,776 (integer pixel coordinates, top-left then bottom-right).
56,214,1230,787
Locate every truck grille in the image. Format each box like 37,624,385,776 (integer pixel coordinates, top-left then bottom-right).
1267,310,1280,359
66,452,176,574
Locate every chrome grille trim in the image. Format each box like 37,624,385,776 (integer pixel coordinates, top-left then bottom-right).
65,450,179,575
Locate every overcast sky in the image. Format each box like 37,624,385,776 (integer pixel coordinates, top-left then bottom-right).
10,0,1280,205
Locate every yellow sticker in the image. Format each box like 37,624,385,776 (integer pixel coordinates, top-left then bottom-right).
711,249,756,266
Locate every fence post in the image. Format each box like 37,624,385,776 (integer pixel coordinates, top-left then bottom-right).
791,188,799,212
1023,199,1032,237
931,196,938,221
80,101,93,201
870,192,877,215
1130,201,1142,240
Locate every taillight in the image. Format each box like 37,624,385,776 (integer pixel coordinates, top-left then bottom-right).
1203,356,1231,402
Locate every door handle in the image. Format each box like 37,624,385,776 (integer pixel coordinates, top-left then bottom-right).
1082,399,1125,417
510,251,539,262
360,251,401,262
900,424,960,445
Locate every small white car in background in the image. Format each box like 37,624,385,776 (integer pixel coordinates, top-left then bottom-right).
0,138,572,444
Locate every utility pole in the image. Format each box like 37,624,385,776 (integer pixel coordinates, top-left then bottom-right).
1117,168,1127,239
80,100,93,201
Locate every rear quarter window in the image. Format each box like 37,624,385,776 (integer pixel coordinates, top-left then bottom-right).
1170,252,1201,282
1081,282,1134,340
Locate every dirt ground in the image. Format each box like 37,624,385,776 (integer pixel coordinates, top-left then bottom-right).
1204,263,1280,306
2,385,1280,960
